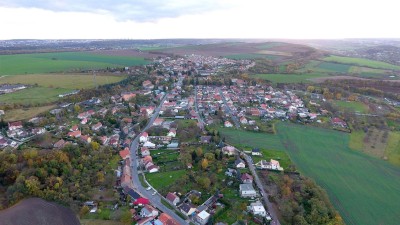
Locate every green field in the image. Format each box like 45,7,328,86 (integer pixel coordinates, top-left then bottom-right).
316,62,351,73
0,87,71,105
324,55,400,71
225,53,279,60
218,124,400,225
2,105,56,121
0,74,125,89
385,132,400,166
0,52,149,75
146,170,186,190
253,73,327,83
334,100,369,113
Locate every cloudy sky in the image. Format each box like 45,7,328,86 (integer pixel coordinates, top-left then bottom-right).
0,0,399,40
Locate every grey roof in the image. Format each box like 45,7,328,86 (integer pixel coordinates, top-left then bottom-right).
240,183,255,192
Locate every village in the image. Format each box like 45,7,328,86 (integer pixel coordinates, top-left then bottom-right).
0,54,348,225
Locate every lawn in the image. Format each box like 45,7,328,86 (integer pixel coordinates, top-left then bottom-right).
324,55,400,71
0,74,126,89
218,123,400,225
334,100,369,113
145,170,187,190
385,132,400,166
253,73,327,84
2,105,56,122
0,52,149,75
0,86,71,105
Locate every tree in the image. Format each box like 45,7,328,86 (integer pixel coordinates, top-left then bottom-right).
97,171,105,183
201,158,209,170
204,153,215,161
25,176,40,195
307,86,315,93
90,141,100,151
120,210,132,225
74,105,81,113
79,205,90,218
195,147,203,158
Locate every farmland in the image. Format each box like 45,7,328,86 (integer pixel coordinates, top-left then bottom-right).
323,55,400,70
0,86,70,105
0,52,149,75
253,73,327,84
218,123,400,225
334,100,369,113
3,105,56,122
316,62,351,73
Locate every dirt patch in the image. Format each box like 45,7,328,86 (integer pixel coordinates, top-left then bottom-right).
0,198,80,225
363,128,389,158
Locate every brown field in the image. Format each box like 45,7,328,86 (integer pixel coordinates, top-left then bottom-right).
256,50,293,56
363,128,389,158
3,105,56,122
92,49,162,58
0,198,80,225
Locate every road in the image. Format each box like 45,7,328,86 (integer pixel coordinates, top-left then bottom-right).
129,93,189,225
238,149,281,225
194,85,206,129
219,88,240,128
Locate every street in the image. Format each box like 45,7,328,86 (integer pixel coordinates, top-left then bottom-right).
129,93,189,225
219,88,240,128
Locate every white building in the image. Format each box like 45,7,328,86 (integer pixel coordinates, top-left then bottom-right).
248,201,267,217
196,210,211,225
239,184,257,198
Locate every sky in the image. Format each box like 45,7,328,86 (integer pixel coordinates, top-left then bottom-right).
0,0,399,40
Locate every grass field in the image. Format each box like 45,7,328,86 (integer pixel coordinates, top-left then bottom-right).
146,170,186,190
324,55,400,71
316,62,351,73
385,132,400,166
349,66,388,76
2,105,55,121
253,73,327,84
0,52,149,75
0,87,71,105
349,130,364,151
218,124,400,225
225,53,279,60
0,74,126,89
334,100,369,113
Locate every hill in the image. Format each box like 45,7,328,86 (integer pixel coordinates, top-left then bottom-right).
0,198,80,225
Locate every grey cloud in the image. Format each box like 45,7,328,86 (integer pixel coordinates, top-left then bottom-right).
0,0,229,21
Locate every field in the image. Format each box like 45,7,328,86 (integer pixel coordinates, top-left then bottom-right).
253,73,327,84
0,87,71,105
3,105,56,122
0,74,125,89
316,62,351,73
218,123,400,225
349,130,364,151
225,53,279,60
324,55,400,71
334,100,369,113
145,170,186,190
0,74,126,105
80,220,123,225
384,132,400,166
349,66,389,78
0,52,149,75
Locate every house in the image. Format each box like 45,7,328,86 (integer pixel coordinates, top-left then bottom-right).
252,148,261,156
70,125,79,132
239,184,257,198
332,117,347,127
91,122,102,131
241,173,253,184
81,118,88,125
200,136,212,144
158,213,180,225
119,147,130,160
137,216,155,225
222,146,237,156
8,121,23,131
143,141,156,149
255,159,283,171
240,117,248,124
80,135,92,143
195,210,211,225
54,139,68,149
179,203,196,216
68,130,81,138
167,128,176,137
166,192,180,206
153,118,164,126
248,201,267,217
121,92,136,102
224,121,233,128
142,80,154,90
140,205,159,217
235,158,246,168
141,147,150,156
147,165,159,173
140,132,149,143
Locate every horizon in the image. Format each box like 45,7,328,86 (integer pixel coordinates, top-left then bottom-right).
1,0,400,40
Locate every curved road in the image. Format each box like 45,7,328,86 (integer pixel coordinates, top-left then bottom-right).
129,93,189,225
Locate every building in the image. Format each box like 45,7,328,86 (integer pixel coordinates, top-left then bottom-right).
224,121,233,127
241,173,253,184
222,146,237,156
166,192,180,206
235,158,246,168
195,210,211,225
248,201,267,217
179,203,196,216
239,184,257,198
8,121,23,131
251,148,261,156
140,132,149,143
158,213,180,225
140,205,159,217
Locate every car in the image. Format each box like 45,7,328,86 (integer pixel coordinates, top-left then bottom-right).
146,187,152,191
152,191,157,196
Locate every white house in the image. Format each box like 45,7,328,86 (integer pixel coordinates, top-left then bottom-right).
143,141,156,149
251,148,262,156
235,158,246,168
167,128,177,137
224,121,233,128
140,205,159,217
239,184,257,198
248,201,267,217
147,165,159,173
196,210,211,225
140,132,149,143
255,159,283,171
141,147,150,156
166,192,180,206
222,146,237,156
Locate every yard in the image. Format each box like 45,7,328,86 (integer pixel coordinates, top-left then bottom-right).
334,100,369,113
145,170,187,190
218,123,400,225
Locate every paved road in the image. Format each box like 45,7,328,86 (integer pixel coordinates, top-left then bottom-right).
129,93,189,225
219,88,240,128
236,147,281,225
194,85,206,129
